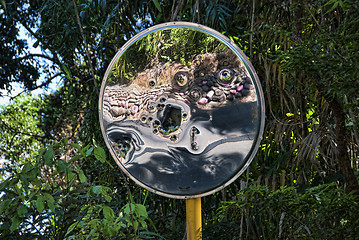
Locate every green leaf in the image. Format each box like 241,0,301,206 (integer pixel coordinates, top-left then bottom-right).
77,168,87,183
43,193,55,212
65,222,78,237
139,231,165,239
327,2,338,12
92,185,102,194
103,206,115,221
17,205,28,217
0,179,9,190
135,204,148,218
71,143,81,150
94,146,106,163
21,162,33,174
14,184,22,196
86,146,94,156
147,218,158,232
29,177,42,187
0,199,11,214
36,195,45,213
56,159,68,173
152,0,162,12
338,0,344,8
20,175,29,193
10,216,21,232
101,187,112,202
155,12,163,24
62,64,72,79
62,137,68,145
70,154,81,162
1,0,6,10
323,0,337,7
88,218,100,228
47,201,56,213
44,148,54,165
138,219,147,229
36,148,46,161
104,194,112,202
67,170,76,184
133,220,139,231
123,203,135,215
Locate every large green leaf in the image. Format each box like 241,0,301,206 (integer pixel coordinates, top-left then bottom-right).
36,195,45,213
103,206,115,221
94,146,106,163
44,148,54,165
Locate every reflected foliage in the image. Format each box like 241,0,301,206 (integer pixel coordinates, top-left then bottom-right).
101,27,260,196
111,28,225,82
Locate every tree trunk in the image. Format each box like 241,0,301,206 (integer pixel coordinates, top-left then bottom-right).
327,97,359,195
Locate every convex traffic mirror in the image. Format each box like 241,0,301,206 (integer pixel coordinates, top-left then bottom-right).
99,22,265,199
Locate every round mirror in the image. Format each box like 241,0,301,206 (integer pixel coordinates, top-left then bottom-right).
99,22,265,199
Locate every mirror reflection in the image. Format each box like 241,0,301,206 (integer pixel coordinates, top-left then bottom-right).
100,25,261,197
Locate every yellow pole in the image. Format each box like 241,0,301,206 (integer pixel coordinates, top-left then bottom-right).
186,198,202,240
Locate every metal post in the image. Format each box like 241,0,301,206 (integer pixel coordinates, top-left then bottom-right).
186,198,202,240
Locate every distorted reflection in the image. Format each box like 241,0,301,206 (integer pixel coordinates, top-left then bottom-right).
101,26,261,196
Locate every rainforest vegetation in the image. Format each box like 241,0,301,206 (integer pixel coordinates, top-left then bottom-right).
1,0,358,239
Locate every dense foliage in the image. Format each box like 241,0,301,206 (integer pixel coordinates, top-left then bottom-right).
1,0,358,239
208,184,359,239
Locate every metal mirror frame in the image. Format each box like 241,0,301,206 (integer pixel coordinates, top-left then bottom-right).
99,22,265,199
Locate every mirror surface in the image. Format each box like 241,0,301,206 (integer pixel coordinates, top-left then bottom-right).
99,22,264,198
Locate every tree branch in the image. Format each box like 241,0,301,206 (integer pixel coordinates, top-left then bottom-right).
10,73,62,101
250,0,255,59
72,0,99,96
36,72,62,89
17,15,61,67
171,0,184,21
18,53,57,63
304,1,320,28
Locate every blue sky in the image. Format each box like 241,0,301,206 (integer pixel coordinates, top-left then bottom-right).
0,25,60,106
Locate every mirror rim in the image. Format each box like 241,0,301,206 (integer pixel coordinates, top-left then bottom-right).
99,21,265,199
